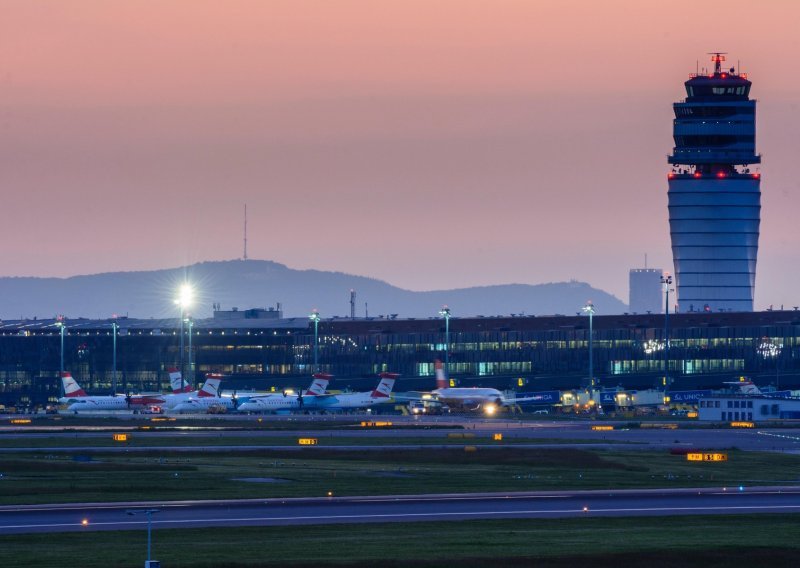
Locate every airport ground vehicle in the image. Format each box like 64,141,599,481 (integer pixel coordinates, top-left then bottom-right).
409,400,450,415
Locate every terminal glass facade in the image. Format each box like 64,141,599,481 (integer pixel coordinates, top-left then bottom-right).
1,311,799,406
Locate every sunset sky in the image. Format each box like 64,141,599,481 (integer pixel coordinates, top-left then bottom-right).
1,1,799,309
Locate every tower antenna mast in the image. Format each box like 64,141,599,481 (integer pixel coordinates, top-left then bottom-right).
243,204,248,261
707,52,727,74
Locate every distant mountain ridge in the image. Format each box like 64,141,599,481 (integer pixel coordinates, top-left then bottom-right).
0,259,626,320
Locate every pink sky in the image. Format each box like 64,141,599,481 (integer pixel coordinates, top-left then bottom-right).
1,1,799,309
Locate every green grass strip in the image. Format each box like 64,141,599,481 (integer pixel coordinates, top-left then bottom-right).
1,515,799,567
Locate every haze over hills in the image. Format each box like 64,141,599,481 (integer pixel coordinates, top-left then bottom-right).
0,260,626,320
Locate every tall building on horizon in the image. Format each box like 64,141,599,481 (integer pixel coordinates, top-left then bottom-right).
629,268,663,314
668,53,761,313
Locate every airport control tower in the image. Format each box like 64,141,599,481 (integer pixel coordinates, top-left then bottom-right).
668,53,761,312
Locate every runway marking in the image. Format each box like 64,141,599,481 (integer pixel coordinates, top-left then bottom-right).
758,431,800,442
5,490,800,513
710,491,800,495
6,504,800,530
358,495,569,503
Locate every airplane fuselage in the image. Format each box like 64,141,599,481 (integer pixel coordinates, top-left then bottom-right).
312,393,392,410
237,394,316,413
432,387,505,409
172,397,237,413
66,396,131,412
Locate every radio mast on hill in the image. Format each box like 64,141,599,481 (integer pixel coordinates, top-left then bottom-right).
243,204,248,261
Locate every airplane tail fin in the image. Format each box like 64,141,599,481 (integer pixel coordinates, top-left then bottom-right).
739,381,762,395
168,367,191,393
61,372,87,397
372,372,398,398
199,374,222,397
306,373,332,396
434,359,448,390
724,378,762,396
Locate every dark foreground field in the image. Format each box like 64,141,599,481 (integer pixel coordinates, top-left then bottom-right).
1,515,798,567
3,447,800,505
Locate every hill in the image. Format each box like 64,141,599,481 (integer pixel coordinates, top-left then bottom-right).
0,260,626,319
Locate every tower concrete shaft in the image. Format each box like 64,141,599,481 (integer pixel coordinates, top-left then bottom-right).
667,53,760,312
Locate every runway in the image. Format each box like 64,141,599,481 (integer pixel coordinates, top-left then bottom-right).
3,487,800,534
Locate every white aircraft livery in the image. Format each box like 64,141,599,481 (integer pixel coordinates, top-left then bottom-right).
310,373,398,411
235,374,332,413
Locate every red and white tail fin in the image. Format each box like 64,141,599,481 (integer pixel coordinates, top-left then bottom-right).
434,359,448,390
724,379,762,396
198,375,222,398
738,381,762,395
169,367,191,394
61,372,87,397
305,373,332,396
372,373,398,398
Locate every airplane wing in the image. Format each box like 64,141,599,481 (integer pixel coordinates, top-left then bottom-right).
391,391,438,402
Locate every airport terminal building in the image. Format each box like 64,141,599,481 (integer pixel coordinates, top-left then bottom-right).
1,309,799,407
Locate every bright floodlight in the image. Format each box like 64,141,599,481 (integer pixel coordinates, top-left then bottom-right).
309,309,321,322
176,284,193,309
582,302,595,315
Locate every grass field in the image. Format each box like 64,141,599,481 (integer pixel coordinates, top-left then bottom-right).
2,447,800,505
2,515,799,567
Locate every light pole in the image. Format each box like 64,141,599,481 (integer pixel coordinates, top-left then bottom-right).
175,284,193,389
661,274,673,389
582,302,595,387
187,316,194,386
111,318,118,395
126,508,160,566
55,316,66,375
309,309,321,372
439,306,451,377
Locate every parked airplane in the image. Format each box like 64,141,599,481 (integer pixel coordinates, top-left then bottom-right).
235,374,332,413
62,373,221,413
400,360,541,414
308,372,398,411
171,373,316,414
153,373,224,410
59,372,134,412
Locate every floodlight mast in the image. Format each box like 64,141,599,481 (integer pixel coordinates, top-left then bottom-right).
439,306,451,377
175,284,193,388
582,302,596,387
309,309,321,372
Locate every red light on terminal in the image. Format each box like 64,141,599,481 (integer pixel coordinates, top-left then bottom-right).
753,173,760,179
693,172,702,178
668,173,675,179
717,172,726,178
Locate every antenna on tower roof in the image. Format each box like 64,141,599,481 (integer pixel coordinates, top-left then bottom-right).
707,52,727,75
243,204,248,261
